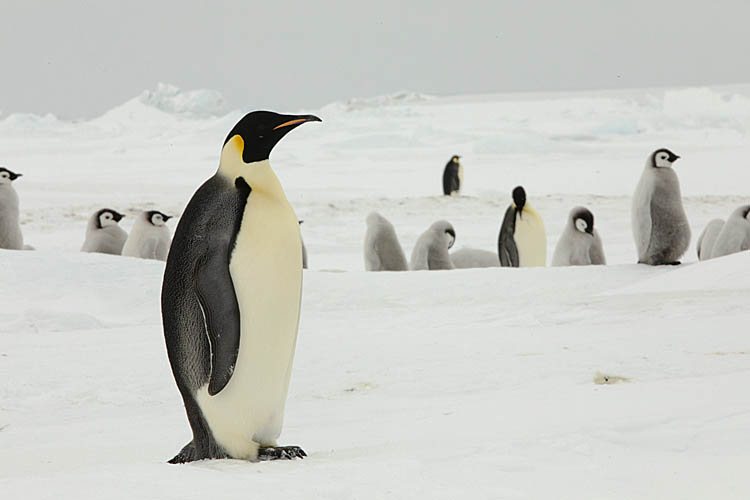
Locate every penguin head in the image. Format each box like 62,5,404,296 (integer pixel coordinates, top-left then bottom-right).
512,186,526,218
431,220,456,249
0,167,22,185
651,148,680,168
147,210,172,227
571,207,594,235
451,155,461,164
96,208,125,228
222,111,322,164
445,227,456,249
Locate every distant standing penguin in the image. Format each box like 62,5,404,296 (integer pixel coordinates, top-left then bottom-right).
410,220,456,270
121,210,172,261
709,205,750,259
450,247,500,268
162,111,320,463
0,167,24,250
551,207,606,266
364,212,409,271
299,220,308,269
632,149,690,265
696,218,725,261
81,208,127,255
498,186,547,267
442,155,463,196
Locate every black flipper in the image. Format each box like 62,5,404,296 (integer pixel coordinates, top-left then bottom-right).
198,177,252,396
498,205,519,267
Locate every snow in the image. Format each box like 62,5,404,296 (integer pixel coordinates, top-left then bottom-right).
2,84,750,498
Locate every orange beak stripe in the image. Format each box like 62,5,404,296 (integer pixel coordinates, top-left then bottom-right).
273,118,308,130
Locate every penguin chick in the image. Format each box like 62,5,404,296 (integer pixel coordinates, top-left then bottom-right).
551,207,606,266
81,208,128,255
442,155,463,196
631,149,690,265
0,167,24,250
121,210,172,261
364,212,409,271
450,247,500,268
709,205,750,259
498,186,547,267
696,218,725,261
410,220,456,270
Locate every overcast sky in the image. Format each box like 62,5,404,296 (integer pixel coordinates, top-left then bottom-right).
1,0,749,119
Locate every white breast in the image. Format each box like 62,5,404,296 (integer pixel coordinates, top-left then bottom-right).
456,163,464,195
514,207,547,267
195,185,302,460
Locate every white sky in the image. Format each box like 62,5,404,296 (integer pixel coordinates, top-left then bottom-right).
1,0,749,118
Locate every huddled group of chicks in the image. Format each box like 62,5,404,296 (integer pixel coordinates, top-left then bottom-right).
0,166,173,260
363,149,750,271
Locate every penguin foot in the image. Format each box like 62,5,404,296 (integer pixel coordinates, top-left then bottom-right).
666,261,681,266
169,442,199,464
257,446,307,461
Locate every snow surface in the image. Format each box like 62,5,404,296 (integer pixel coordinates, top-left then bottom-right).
2,84,750,499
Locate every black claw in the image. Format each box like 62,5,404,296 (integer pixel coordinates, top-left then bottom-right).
258,445,307,461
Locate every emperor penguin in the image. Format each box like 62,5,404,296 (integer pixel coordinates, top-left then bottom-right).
696,218,725,261
81,208,127,255
364,212,409,271
121,210,172,261
161,111,320,463
410,220,456,270
299,220,308,269
631,149,691,265
0,167,24,250
442,155,463,196
709,205,750,259
551,207,606,266
497,186,547,267
450,247,500,268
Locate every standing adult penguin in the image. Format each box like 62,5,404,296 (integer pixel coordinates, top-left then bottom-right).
162,111,320,463
81,208,128,255
632,148,691,265
410,220,456,270
497,186,547,267
696,218,725,261
442,155,463,196
0,167,24,250
121,210,173,261
551,207,606,266
709,205,750,259
364,212,409,271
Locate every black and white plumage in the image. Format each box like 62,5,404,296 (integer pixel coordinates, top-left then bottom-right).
80,208,127,255
632,149,691,265
364,212,409,271
0,167,24,250
410,220,456,270
121,210,172,261
450,248,500,268
551,207,606,266
162,111,320,464
709,205,750,259
498,186,547,267
696,218,725,261
442,155,463,196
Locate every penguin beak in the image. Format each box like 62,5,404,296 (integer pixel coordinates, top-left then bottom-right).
273,114,322,131
163,215,173,222
12,173,22,180
670,153,681,162
114,213,125,222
